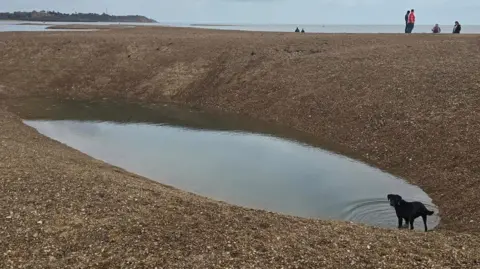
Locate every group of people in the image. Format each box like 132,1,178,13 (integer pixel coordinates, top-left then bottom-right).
430,21,461,34
292,11,463,34
405,9,416,33
295,27,305,33
405,9,462,34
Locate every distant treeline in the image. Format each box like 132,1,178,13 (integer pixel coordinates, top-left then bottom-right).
0,10,156,23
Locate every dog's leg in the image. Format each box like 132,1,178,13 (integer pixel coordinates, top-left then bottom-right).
409,218,415,230
397,217,403,228
422,215,428,232
403,218,409,228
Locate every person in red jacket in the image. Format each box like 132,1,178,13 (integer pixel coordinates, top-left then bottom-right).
406,9,415,33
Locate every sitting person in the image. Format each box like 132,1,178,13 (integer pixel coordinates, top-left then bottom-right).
295,27,300,33
453,21,461,34
431,24,441,33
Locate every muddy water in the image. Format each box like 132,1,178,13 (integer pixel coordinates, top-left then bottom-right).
10,98,440,230
0,21,98,32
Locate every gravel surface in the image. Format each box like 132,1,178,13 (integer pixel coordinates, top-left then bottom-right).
1,27,480,268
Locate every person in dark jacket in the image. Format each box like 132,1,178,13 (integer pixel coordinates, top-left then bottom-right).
431,24,441,33
295,27,300,33
453,21,462,34
404,10,410,33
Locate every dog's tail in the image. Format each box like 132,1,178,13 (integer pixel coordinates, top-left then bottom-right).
426,210,434,216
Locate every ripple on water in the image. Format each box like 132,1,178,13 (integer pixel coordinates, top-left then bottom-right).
339,198,440,230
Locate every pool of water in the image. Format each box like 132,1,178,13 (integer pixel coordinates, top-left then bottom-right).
10,98,440,230
0,21,105,32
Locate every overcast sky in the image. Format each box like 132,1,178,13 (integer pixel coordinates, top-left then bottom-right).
2,0,480,25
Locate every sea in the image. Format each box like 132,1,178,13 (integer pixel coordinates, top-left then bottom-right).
181,23,480,34
1,20,480,34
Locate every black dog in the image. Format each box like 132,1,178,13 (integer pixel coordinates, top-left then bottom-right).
387,194,434,232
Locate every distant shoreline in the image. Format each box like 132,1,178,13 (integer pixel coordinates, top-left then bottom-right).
191,23,241,27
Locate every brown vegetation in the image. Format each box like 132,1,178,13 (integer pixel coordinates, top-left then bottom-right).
16,22,53,26
1,27,480,268
46,24,138,30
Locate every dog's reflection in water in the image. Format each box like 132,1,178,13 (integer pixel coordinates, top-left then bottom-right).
387,194,434,232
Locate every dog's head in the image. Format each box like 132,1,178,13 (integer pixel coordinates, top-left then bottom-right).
387,194,403,207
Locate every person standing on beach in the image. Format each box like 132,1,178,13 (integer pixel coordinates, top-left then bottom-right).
406,9,415,33
453,21,462,33
404,10,410,33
